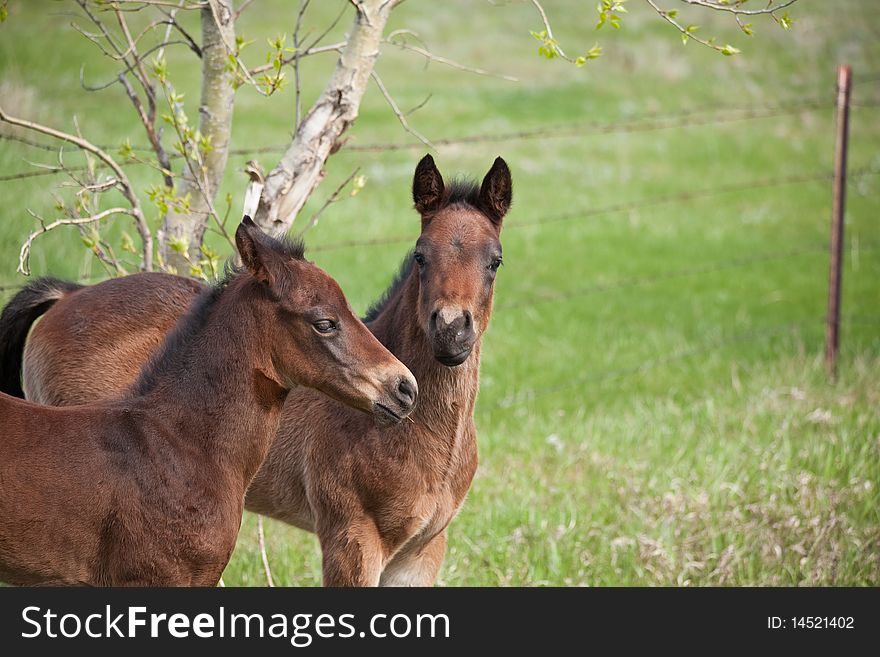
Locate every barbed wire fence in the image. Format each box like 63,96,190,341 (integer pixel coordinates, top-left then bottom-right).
0,74,878,403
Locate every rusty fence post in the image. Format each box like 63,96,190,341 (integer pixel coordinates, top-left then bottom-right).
825,65,852,379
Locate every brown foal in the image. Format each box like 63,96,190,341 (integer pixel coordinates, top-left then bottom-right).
1,155,510,586
0,218,417,586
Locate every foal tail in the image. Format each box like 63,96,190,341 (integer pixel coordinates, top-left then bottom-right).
0,277,83,398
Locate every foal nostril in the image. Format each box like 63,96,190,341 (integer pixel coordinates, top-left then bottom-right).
430,310,440,330
396,377,417,408
462,310,472,331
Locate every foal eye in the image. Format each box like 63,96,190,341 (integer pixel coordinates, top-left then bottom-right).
313,319,337,334
413,252,427,266
488,257,503,272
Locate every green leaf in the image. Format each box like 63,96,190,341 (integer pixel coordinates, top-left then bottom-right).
118,139,134,160
720,44,740,56
81,233,98,249
169,237,189,255
120,232,137,255
779,12,793,30
351,174,367,197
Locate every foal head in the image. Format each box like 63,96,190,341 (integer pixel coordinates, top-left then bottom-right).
410,155,512,366
236,217,417,424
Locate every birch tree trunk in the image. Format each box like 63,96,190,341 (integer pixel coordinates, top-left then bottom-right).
159,0,236,273
253,0,400,238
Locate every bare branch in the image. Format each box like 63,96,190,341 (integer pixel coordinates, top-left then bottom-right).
18,207,134,276
680,0,798,16
257,516,275,588
110,0,206,10
114,5,158,113
65,177,119,194
293,0,311,129
0,107,153,270
385,30,518,82
79,39,197,91
75,0,154,106
303,0,348,51
370,70,435,149
233,0,256,20
297,167,361,237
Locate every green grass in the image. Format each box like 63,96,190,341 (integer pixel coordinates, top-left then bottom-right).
1,0,878,586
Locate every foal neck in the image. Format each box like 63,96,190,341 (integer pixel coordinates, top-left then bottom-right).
131,275,287,474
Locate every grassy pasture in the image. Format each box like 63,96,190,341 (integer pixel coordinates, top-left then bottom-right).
0,0,877,585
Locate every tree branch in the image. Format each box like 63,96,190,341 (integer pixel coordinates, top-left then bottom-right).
297,167,361,236
233,0,256,20
680,0,798,16
370,70,435,149
18,207,134,276
385,30,518,82
257,516,275,588
293,0,311,130
644,0,738,54
0,107,153,271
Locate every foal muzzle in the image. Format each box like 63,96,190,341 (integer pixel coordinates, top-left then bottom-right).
430,307,476,367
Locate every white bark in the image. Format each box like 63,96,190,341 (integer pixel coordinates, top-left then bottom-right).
159,0,236,272
253,0,401,238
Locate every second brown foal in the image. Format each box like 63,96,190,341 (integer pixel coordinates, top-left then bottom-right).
0,218,417,586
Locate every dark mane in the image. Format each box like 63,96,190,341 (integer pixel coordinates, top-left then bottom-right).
444,177,481,209
129,276,230,396
262,232,306,262
363,250,414,324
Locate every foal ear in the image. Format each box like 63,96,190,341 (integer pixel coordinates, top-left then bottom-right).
412,154,445,216
478,156,512,225
236,216,280,287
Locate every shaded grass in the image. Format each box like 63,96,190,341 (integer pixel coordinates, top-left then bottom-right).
0,0,878,585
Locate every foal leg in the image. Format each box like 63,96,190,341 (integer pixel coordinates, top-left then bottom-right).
318,518,385,587
379,531,447,587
